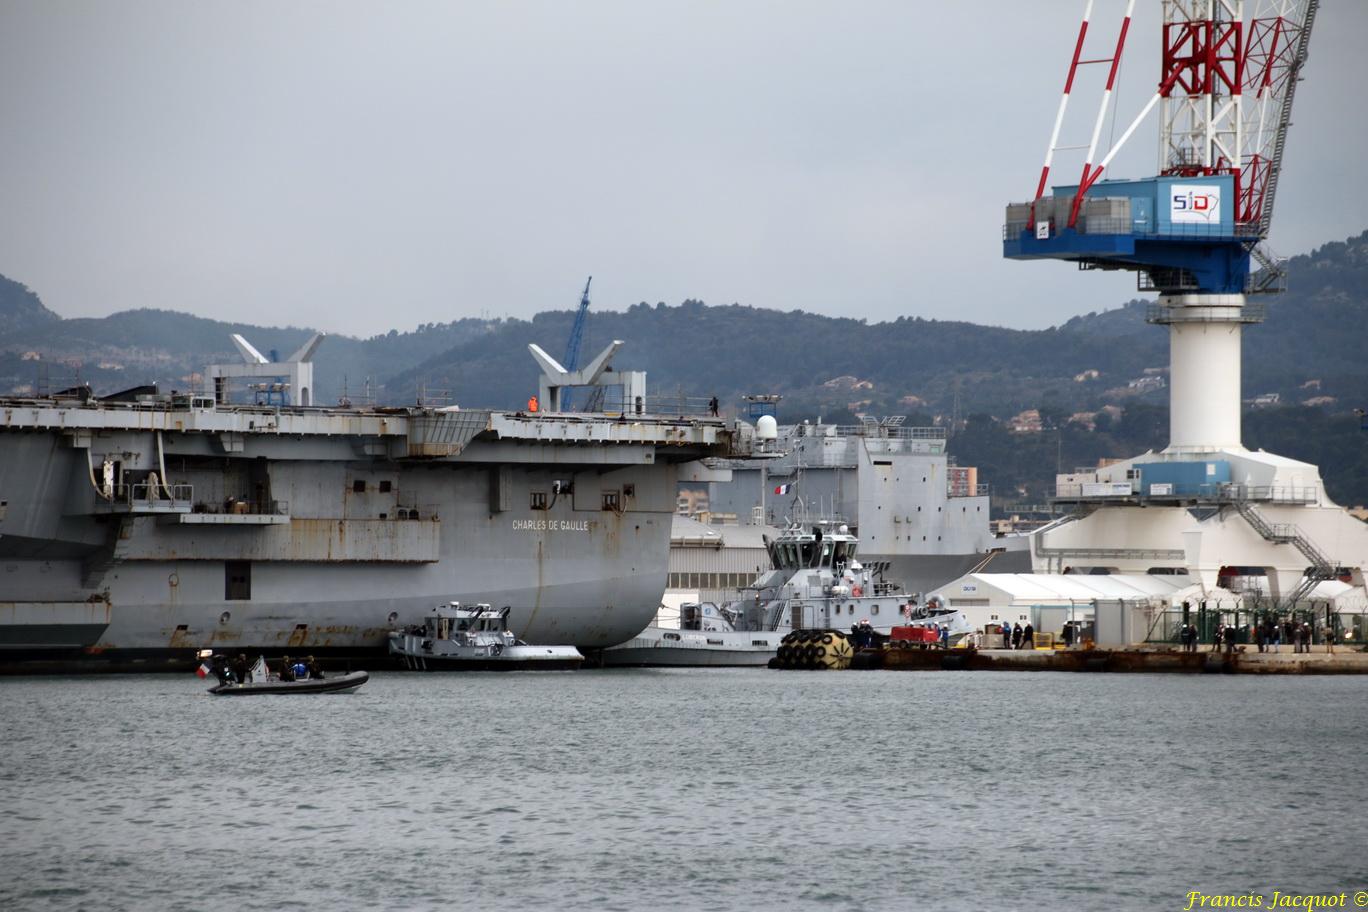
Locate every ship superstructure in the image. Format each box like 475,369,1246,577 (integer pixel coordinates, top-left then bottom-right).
0,342,742,672
702,419,1024,596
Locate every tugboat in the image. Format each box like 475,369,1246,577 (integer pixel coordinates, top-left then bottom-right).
388,603,584,671
599,520,974,666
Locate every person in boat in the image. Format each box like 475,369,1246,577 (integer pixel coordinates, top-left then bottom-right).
305,655,325,679
229,653,250,683
279,655,296,682
210,654,233,685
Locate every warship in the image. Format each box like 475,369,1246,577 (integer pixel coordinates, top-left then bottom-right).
0,337,744,673
702,413,1028,595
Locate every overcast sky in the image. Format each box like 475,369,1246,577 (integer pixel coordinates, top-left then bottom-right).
2,1,1364,338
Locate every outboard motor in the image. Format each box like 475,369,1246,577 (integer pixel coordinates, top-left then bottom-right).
680,603,701,630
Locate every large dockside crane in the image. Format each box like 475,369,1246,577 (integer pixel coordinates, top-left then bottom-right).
1004,0,1317,455
1004,1,1335,608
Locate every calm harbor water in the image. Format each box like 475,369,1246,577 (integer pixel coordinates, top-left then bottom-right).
2,669,1365,912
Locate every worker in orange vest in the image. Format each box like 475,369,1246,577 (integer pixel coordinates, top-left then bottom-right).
527,395,539,413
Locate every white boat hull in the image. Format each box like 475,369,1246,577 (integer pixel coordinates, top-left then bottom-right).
599,627,783,667
388,631,583,671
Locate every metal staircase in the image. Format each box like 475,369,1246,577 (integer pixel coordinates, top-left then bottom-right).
1232,500,1336,608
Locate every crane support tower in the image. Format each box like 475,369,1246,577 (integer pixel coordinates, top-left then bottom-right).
1004,0,1318,454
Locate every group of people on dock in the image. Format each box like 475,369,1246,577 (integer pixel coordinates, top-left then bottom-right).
997,622,1035,650
1176,619,1328,654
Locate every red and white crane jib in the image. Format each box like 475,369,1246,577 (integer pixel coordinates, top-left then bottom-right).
1030,0,1138,229
1029,0,1314,238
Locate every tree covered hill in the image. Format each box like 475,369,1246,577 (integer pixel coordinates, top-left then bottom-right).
5,229,1363,416
386,229,1368,420
0,274,60,335
2,229,1365,504
0,289,498,401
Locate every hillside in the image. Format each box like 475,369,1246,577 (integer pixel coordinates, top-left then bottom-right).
0,275,59,335
387,230,1368,421
0,301,498,402
3,229,1366,506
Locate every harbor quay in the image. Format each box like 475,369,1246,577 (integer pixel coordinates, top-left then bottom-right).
869,645,1368,675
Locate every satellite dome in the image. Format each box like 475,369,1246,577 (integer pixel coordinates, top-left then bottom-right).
756,414,778,440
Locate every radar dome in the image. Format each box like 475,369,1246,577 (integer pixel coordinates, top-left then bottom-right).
756,415,778,440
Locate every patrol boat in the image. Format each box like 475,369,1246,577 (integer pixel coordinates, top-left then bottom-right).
599,519,974,666
199,652,369,695
388,603,584,671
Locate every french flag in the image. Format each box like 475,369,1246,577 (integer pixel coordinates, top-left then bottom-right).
196,662,211,678
774,483,792,495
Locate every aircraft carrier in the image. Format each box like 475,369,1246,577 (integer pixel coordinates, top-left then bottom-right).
0,339,744,673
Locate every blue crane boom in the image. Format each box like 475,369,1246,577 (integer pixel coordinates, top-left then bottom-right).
562,276,593,372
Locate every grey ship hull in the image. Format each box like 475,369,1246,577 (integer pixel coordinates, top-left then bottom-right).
0,399,732,673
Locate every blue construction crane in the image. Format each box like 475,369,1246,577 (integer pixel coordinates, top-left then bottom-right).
558,277,592,412
563,276,593,373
